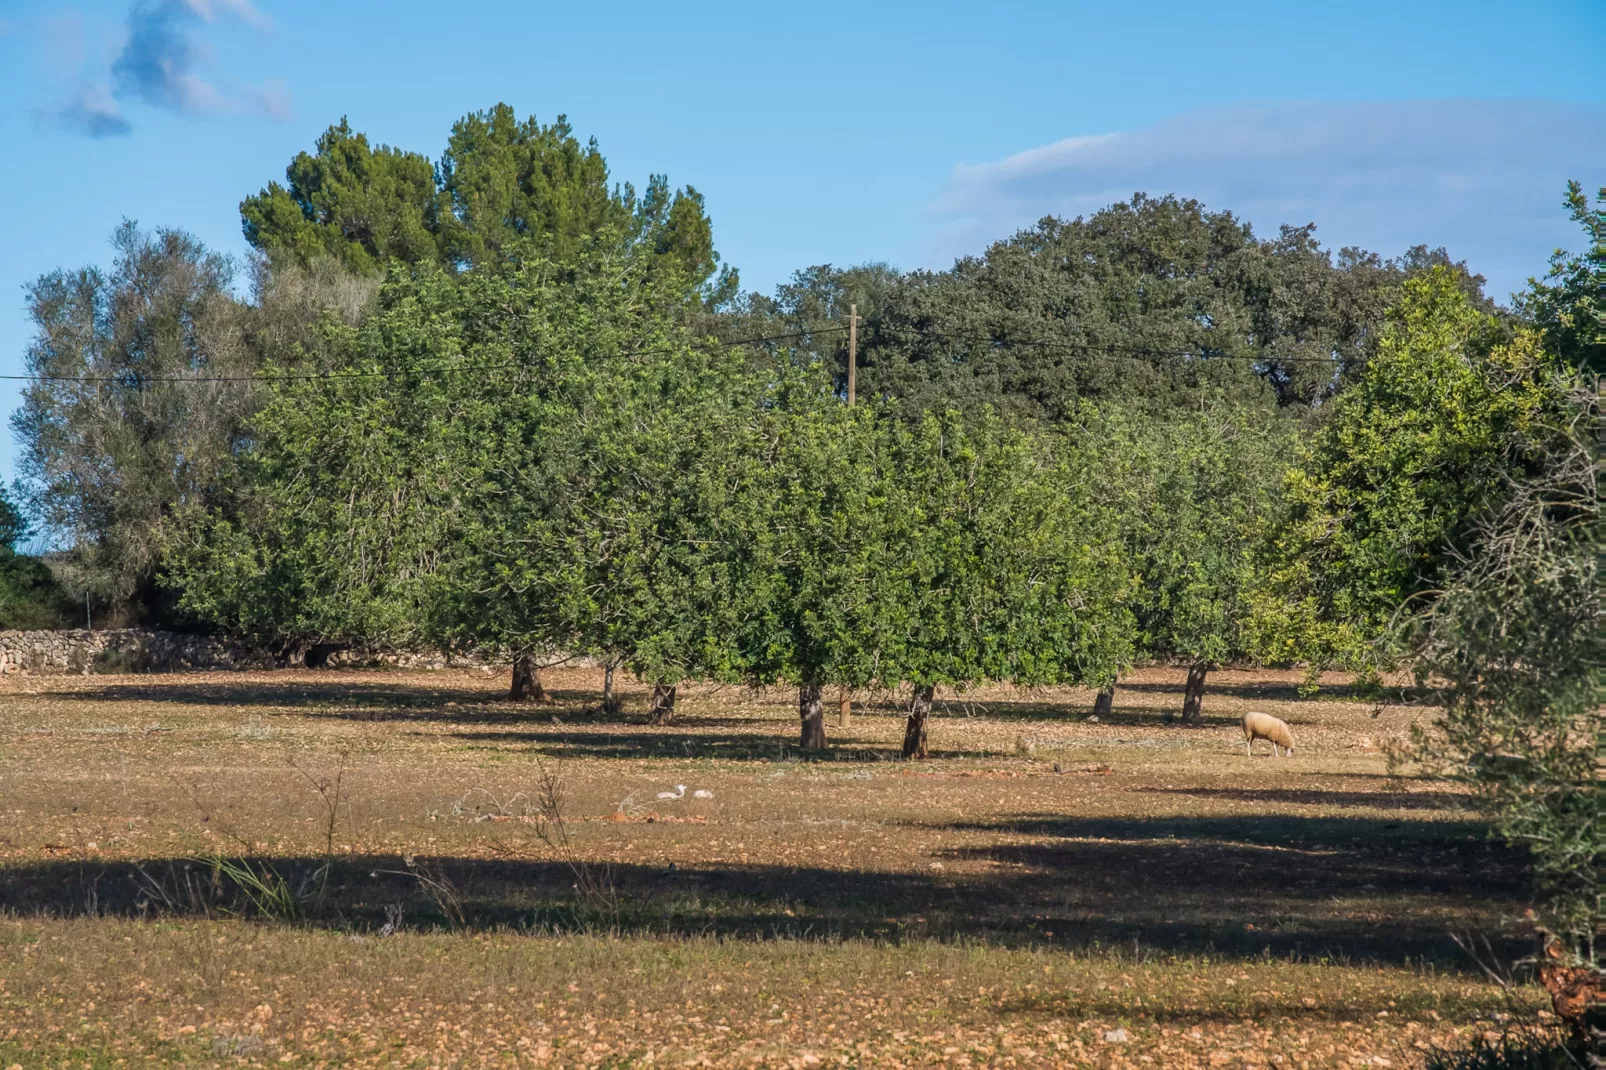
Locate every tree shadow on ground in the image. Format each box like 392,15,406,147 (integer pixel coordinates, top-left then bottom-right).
56,680,517,710
2,809,1525,970
52,681,625,721
442,728,997,763
957,698,1261,727
1112,679,1435,705
1136,786,1470,812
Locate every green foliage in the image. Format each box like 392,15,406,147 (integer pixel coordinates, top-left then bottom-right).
1408,376,1600,956
161,263,477,650
12,222,257,607
0,486,71,630
872,410,1136,693
243,105,736,305
1075,401,1293,674
1253,269,1563,669
423,253,750,676
723,262,903,393
241,118,442,275
0,484,28,552
1513,181,1606,374
729,398,899,695
436,104,625,270
843,194,1488,420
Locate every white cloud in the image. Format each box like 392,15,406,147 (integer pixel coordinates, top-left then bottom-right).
929,100,1606,301
181,0,271,28
250,78,293,121
51,83,132,138
34,0,289,135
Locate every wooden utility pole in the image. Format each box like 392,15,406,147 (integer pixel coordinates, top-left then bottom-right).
846,303,857,406
840,304,858,729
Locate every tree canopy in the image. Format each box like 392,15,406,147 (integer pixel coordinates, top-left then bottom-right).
1252,268,1566,671
242,105,737,304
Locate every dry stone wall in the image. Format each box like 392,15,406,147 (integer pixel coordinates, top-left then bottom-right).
0,629,596,676
0,629,269,676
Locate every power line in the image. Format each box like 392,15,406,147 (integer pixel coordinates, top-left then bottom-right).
0,327,850,385
863,322,1357,365
1,320,1358,386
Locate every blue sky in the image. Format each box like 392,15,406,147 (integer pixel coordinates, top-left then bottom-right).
1,0,1603,483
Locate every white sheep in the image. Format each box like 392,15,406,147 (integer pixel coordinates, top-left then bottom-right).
1241,711,1295,757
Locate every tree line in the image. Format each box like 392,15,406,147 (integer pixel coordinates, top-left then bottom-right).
6,106,1599,958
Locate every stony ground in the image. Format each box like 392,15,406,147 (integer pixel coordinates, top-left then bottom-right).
0,666,1551,1066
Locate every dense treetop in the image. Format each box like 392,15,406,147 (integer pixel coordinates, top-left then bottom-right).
241,104,737,305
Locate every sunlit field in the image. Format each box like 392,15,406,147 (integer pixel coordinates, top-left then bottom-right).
0,666,1547,1067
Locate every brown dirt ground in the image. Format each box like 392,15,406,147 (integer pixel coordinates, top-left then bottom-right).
0,666,1550,1067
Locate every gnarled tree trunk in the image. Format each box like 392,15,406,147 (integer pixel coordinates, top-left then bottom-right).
902,684,936,759
648,683,678,725
602,658,622,716
799,680,827,750
838,689,852,728
1180,663,1208,723
510,653,546,702
1092,685,1114,719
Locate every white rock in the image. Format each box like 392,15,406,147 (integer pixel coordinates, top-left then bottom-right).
692,789,714,799
1102,1028,1129,1043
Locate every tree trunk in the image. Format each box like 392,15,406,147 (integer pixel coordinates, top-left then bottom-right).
510,653,546,702
799,680,827,750
1092,685,1114,719
601,659,621,716
902,684,936,760
1180,663,1208,723
648,682,678,725
838,689,852,728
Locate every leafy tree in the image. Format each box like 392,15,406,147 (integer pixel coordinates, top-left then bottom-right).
1407,375,1599,965
1514,181,1606,374
1079,401,1293,721
1399,193,1603,982
1253,269,1562,672
162,264,466,663
241,118,442,274
847,194,1487,421
0,485,70,630
723,262,903,392
545,362,756,719
436,104,624,269
425,254,751,707
244,105,737,305
629,175,740,310
729,399,910,749
166,236,726,690
12,223,255,612
872,411,1137,757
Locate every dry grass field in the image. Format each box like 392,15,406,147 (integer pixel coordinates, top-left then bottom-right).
0,665,1551,1067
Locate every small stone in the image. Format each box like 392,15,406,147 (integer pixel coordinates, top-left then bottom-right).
1102,1028,1129,1043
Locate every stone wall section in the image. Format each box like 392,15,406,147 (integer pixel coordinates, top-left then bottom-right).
0,630,592,676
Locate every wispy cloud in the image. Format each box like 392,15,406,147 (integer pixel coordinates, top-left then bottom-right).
929,100,1606,301
110,0,273,116
57,83,133,138
39,0,287,136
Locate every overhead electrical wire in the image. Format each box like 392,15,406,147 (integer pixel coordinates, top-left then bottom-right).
0,320,1359,386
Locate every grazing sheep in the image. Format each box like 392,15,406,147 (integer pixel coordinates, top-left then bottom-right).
1242,711,1295,756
